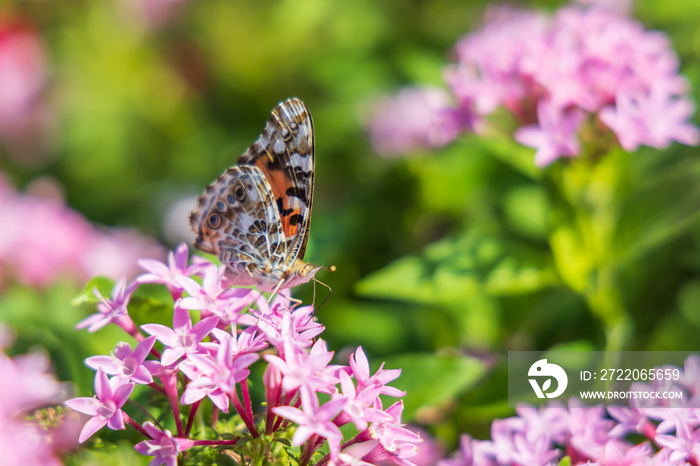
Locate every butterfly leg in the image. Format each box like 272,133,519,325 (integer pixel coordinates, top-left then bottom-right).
264,280,303,307
266,279,286,305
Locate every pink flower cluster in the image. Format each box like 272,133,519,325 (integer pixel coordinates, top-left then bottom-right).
0,174,165,290
0,325,75,465
439,355,700,466
67,244,420,466
367,3,699,166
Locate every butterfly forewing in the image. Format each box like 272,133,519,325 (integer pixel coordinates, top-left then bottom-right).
237,98,315,265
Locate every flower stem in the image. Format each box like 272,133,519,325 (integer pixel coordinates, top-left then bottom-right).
163,374,184,437
241,377,254,426
191,438,239,446
123,412,151,438
185,399,201,437
299,434,320,466
265,381,281,435
231,387,259,438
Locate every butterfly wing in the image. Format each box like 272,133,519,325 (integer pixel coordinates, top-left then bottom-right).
190,165,288,284
237,98,314,266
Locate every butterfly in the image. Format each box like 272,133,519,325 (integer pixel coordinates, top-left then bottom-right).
190,98,322,294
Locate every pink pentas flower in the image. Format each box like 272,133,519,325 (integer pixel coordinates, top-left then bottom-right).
329,453,375,466
179,336,259,412
255,302,325,350
177,266,255,320
333,370,392,432
137,243,210,297
75,278,138,332
514,402,569,445
567,400,615,461
607,401,656,439
134,421,194,466
509,434,560,465
350,346,405,398
644,398,700,436
65,369,135,443
656,426,700,464
75,279,138,333
485,417,524,464
142,307,218,366
273,388,346,460
587,440,655,466
144,359,179,396
208,325,268,358
85,336,156,385
365,400,422,466
264,337,336,395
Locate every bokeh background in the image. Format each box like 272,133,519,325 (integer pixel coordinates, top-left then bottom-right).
2,0,700,461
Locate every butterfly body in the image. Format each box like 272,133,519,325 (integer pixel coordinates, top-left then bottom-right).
190,98,321,292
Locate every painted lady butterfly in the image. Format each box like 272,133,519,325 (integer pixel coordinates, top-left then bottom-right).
190,98,321,294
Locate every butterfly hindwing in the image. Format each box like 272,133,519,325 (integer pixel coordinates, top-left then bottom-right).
190,165,288,279
237,98,314,265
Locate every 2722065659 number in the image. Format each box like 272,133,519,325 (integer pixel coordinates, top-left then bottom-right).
599,368,680,381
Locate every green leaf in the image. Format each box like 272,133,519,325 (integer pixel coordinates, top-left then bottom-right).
549,226,591,293
558,456,573,466
356,230,559,304
385,352,485,421
73,276,115,305
127,296,170,325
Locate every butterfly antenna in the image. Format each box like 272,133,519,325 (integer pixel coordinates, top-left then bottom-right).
311,265,335,311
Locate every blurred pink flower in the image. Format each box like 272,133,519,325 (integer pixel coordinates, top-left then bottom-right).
575,0,633,15
0,174,165,290
0,339,66,464
515,101,586,166
0,347,61,420
366,87,473,156
121,0,190,29
81,228,166,282
446,7,550,116
369,3,699,166
0,16,48,165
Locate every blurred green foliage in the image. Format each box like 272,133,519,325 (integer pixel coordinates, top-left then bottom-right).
2,0,700,459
